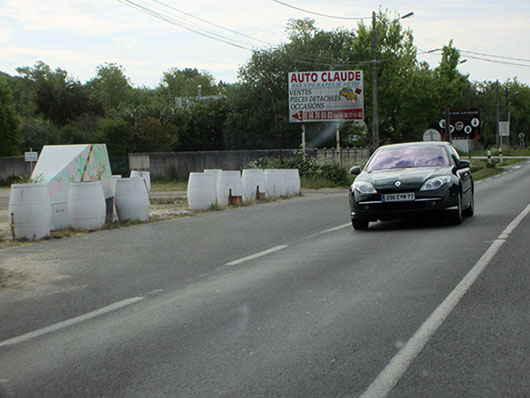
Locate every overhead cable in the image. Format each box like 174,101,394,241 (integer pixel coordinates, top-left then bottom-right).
459,49,530,64
150,0,272,46
271,0,367,20
419,47,530,68
117,0,254,51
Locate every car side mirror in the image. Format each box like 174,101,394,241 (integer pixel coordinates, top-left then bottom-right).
350,166,361,175
456,160,470,170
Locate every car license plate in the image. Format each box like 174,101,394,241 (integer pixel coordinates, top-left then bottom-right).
382,193,415,202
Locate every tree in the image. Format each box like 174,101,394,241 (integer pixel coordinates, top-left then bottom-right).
16,61,97,126
87,63,133,115
434,41,469,111
174,98,227,151
158,68,218,100
0,77,21,155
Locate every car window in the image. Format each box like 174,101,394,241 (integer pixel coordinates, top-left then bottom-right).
366,146,450,172
447,145,461,164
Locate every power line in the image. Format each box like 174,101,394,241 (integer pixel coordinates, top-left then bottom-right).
419,47,530,68
459,49,530,64
117,2,530,73
460,54,530,68
149,0,272,46
271,0,368,20
116,0,255,51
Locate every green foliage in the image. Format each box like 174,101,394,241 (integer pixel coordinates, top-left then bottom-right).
179,99,227,151
0,77,21,155
158,67,218,100
435,41,469,110
87,62,133,115
18,117,60,151
16,61,99,126
247,153,349,186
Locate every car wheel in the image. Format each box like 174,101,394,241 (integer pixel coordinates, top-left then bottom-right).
450,193,463,225
463,191,474,217
352,217,369,230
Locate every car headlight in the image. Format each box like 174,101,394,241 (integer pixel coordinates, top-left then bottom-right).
352,181,377,194
420,176,451,191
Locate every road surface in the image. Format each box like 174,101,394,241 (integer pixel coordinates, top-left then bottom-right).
0,162,529,397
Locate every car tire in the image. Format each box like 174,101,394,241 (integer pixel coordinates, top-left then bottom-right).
352,218,369,230
450,193,463,225
463,191,474,217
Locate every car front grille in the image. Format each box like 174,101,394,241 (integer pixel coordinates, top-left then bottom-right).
358,198,443,212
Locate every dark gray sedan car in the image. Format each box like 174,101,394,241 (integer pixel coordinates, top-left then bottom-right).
349,141,474,230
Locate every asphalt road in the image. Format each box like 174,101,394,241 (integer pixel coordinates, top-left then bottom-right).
0,162,529,397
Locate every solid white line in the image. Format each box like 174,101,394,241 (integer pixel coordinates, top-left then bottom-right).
225,245,288,266
359,203,530,398
0,297,144,348
499,203,530,239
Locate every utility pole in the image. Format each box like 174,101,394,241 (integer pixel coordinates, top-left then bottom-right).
506,87,510,145
266,73,283,164
495,80,500,148
444,108,451,143
371,11,379,153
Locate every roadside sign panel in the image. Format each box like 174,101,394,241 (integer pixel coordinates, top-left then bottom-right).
288,70,364,123
423,129,441,141
437,108,481,140
24,151,38,162
499,121,510,137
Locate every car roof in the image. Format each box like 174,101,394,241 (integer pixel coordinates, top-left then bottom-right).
376,141,451,150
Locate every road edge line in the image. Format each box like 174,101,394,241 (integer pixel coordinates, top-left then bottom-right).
359,203,530,398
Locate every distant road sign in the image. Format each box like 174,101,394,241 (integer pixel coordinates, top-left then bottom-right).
423,129,441,141
437,108,481,140
499,121,510,137
24,151,38,162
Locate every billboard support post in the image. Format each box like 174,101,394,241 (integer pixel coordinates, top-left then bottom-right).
301,123,306,161
336,123,341,166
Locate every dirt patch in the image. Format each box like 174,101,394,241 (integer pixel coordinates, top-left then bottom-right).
0,200,192,290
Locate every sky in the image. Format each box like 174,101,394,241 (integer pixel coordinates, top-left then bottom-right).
1,0,529,88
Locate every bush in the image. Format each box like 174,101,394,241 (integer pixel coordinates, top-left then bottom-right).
246,152,349,187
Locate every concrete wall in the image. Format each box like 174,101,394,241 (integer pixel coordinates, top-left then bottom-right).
0,157,32,182
2,148,371,182
315,148,371,167
128,148,370,179
130,149,307,179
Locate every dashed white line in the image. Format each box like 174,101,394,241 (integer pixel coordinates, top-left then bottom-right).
360,203,530,398
318,223,351,234
0,297,144,348
305,223,352,239
225,245,288,266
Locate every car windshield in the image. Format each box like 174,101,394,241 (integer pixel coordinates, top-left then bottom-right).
366,145,450,172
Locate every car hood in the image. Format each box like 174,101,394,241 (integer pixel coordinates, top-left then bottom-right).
359,167,452,190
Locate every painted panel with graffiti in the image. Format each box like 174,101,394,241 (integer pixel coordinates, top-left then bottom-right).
31,144,113,229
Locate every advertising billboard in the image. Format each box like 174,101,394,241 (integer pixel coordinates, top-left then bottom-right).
288,70,364,123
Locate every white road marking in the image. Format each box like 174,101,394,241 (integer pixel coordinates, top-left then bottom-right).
225,245,288,266
319,223,351,234
0,297,144,348
306,223,351,239
360,203,530,398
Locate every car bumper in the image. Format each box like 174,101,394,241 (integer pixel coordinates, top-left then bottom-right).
349,187,459,221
